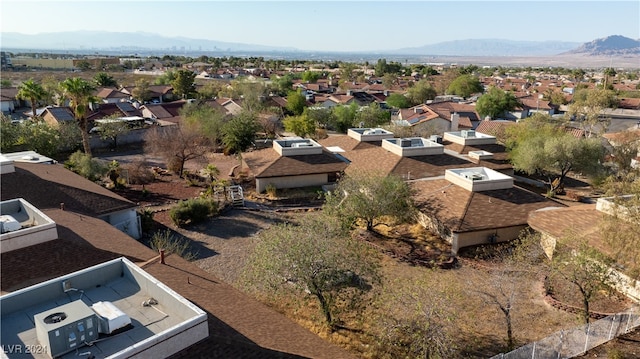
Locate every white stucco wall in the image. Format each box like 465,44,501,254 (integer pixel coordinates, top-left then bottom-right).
101,209,141,239
256,173,328,193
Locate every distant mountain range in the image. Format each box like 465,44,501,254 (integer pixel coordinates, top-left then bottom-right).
2,31,639,57
1,31,298,53
564,35,640,56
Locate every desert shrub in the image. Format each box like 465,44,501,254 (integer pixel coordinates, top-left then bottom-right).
148,230,197,261
64,151,108,181
123,159,155,185
607,348,626,359
265,183,277,198
170,198,217,227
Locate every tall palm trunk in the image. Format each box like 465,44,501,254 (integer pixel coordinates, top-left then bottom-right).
79,118,92,156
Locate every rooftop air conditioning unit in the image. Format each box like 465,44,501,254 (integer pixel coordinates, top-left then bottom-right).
363,129,382,135
34,300,99,358
430,135,443,144
462,172,484,181
92,301,132,335
461,130,476,138
0,215,21,233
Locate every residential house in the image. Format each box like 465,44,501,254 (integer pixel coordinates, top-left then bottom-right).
241,138,349,193
0,156,141,240
87,102,143,122
41,106,76,128
120,85,174,104
0,87,19,113
413,166,562,253
140,100,188,124
319,128,506,180
94,87,130,104
393,103,474,135
0,157,354,359
427,100,481,129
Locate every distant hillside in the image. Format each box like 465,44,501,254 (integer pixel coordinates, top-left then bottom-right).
393,39,581,56
564,35,640,56
0,31,298,53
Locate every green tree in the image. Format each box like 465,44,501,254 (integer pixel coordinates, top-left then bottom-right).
406,79,437,105
0,115,21,152
324,171,414,232
304,107,335,130
385,93,411,108
506,117,605,194
475,86,521,119
236,80,266,113
339,62,358,83
283,114,315,138
568,88,617,137
60,77,97,155
285,90,307,116
171,69,196,99
382,73,397,89
331,103,358,133
269,73,295,96
301,71,320,83
64,151,108,181
355,103,390,128
17,79,47,120
222,111,260,154
603,67,617,89
242,212,380,331
446,74,484,98
154,69,177,85
131,78,152,103
0,79,12,88
93,72,117,87
180,102,226,152
97,118,130,149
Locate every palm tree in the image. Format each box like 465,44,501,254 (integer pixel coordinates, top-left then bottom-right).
60,77,97,155
17,79,47,120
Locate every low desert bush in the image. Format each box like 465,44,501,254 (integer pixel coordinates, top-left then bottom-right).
169,198,217,227
123,159,155,185
148,230,197,261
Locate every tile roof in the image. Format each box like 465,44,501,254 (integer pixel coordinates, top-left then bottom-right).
95,87,129,99
474,120,516,139
426,101,479,128
242,148,349,178
412,179,562,232
1,162,137,216
87,102,142,120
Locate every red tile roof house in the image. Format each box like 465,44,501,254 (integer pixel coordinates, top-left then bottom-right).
412,166,563,253
0,156,355,358
393,103,474,136
241,138,349,193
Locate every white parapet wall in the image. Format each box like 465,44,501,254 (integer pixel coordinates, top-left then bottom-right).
444,130,496,146
445,167,514,192
382,137,444,157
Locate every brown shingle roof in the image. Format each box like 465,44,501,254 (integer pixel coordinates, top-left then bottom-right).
1,162,137,216
412,179,562,232
242,148,348,178
0,209,354,358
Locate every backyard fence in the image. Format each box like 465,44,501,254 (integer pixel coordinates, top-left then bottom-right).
490,306,640,359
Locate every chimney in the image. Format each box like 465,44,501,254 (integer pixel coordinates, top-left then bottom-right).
451,112,460,132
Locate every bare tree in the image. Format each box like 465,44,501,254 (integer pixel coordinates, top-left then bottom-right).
144,124,208,177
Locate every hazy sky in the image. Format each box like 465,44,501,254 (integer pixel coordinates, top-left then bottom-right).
1,1,639,52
